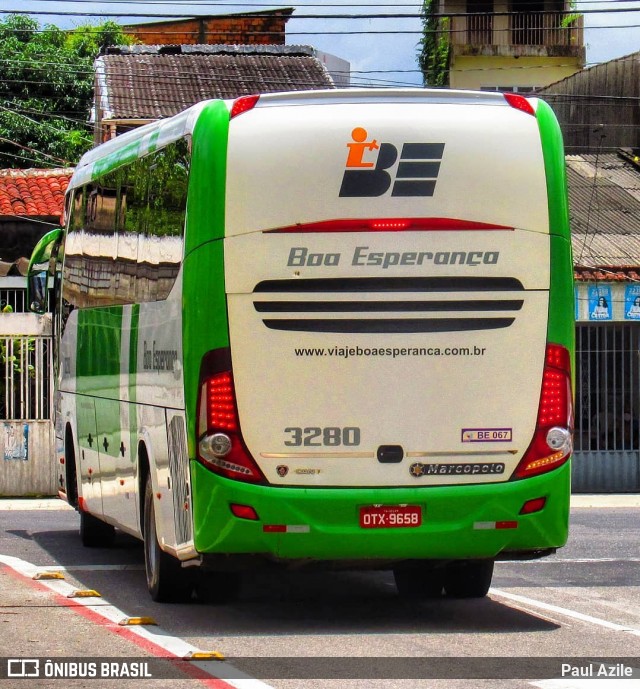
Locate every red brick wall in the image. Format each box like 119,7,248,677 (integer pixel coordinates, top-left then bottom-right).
124,12,291,45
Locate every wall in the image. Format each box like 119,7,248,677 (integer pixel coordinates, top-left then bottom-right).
450,54,582,89
0,421,55,496
538,53,640,151
0,312,55,496
123,11,293,46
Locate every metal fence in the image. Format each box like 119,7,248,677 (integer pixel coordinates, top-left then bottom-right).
0,304,56,496
0,287,28,313
1,335,53,421
573,323,640,492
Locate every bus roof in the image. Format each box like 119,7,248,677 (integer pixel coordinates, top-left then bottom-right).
70,89,541,191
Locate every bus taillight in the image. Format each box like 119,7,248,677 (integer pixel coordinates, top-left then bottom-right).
514,343,573,479
197,365,266,484
230,94,260,119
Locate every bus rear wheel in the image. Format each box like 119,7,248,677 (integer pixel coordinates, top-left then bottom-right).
443,560,494,598
143,477,194,603
393,563,445,599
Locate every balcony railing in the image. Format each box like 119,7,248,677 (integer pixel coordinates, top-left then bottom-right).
450,11,583,48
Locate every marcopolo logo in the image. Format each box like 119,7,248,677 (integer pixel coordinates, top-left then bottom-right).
339,127,445,198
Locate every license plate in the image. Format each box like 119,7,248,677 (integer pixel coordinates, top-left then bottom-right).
359,505,422,529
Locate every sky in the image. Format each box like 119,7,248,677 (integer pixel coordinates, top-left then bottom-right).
9,0,640,88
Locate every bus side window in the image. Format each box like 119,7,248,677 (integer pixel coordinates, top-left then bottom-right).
128,140,189,303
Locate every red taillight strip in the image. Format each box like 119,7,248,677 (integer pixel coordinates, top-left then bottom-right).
197,348,266,484
230,94,260,119
503,93,536,117
514,343,573,480
265,218,514,233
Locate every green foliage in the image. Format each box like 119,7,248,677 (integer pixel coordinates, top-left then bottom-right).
0,14,134,168
560,13,581,28
418,0,451,87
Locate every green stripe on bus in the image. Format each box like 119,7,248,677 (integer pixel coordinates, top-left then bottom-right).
76,307,124,458
129,304,140,464
536,99,574,358
182,101,231,458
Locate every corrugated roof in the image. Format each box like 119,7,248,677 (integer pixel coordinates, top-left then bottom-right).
568,151,640,269
0,168,72,219
97,45,335,120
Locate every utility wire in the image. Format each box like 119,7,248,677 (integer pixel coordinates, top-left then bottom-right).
20,0,640,5
3,6,640,17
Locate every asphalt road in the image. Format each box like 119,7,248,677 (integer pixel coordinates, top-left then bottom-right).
0,498,639,688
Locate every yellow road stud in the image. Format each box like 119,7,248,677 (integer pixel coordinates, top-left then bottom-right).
67,589,101,598
118,617,157,626
183,652,225,661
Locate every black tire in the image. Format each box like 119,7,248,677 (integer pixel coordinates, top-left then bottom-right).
64,426,79,509
393,563,445,599
143,476,193,603
80,510,115,548
444,560,494,598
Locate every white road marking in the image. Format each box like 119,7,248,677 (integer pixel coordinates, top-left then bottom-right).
498,558,640,564
0,499,73,510
491,588,640,636
0,554,275,689
533,680,640,689
36,564,146,571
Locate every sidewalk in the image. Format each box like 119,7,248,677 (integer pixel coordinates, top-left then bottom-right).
570,494,640,507
0,562,215,688
1,495,639,510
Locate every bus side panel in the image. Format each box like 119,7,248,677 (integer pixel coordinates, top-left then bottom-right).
133,280,190,552
538,100,574,501
537,100,575,363
57,308,104,518
182,102,230,463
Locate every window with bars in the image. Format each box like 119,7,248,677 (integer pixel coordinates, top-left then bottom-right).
574,323,640,453
0,336,52,421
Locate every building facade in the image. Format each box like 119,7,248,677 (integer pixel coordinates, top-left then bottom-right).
429,0,585,90
122,9,294,46
568,152,640,492
0,168,71,496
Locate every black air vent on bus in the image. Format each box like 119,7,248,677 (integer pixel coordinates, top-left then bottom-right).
254,277,524,293
252,277,524,334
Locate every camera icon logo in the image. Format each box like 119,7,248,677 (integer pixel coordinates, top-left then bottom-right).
7,659,40,678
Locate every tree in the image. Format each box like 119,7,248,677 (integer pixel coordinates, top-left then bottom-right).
418,0,451,87
0,14,133,168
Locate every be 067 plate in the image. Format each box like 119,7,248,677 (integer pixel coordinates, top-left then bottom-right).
359,505,422,529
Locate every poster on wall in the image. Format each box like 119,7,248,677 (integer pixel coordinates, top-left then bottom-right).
3,423,29,461
624,285,640,320
588,285,612,321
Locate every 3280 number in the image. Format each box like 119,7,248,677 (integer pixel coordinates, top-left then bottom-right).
284,427,361,447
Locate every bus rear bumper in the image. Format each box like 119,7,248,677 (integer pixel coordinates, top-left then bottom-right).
190,460,570,565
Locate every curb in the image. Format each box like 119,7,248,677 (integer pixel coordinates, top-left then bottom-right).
570,494,640,508
0,498,73,510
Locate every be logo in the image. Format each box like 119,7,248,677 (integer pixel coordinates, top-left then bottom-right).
339,127,445,198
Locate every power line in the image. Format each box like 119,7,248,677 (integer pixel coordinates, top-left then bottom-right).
0,136,71,164
2,24,638,38
21,0,640,5
3,6,640,17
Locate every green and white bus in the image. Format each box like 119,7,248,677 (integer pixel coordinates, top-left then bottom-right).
29,89,574,602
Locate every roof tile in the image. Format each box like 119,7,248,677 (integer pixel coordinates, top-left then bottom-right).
99,46,335,120
0,168,73,219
